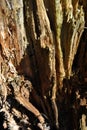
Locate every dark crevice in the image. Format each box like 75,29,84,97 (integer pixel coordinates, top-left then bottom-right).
32,0,41,38
23,0,42,95
72,30,87,73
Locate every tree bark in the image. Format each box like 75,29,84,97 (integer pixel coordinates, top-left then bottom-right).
0,0,87,130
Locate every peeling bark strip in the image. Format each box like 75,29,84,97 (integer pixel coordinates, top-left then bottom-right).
15,92,45,124
33,0,59,127
54,0,65,89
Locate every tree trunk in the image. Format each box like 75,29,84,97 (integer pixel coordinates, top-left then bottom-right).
0,0,87,130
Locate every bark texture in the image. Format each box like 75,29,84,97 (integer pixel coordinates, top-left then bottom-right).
0,0,87,130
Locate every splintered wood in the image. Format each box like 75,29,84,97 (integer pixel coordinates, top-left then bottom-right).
0,0,87,130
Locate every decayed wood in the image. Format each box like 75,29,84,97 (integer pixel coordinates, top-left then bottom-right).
80,114,87,130
0,1,47,129
24,0,59,128
7,72,45,124
0,0,87,130
54,0,85,79
0,59,48,129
